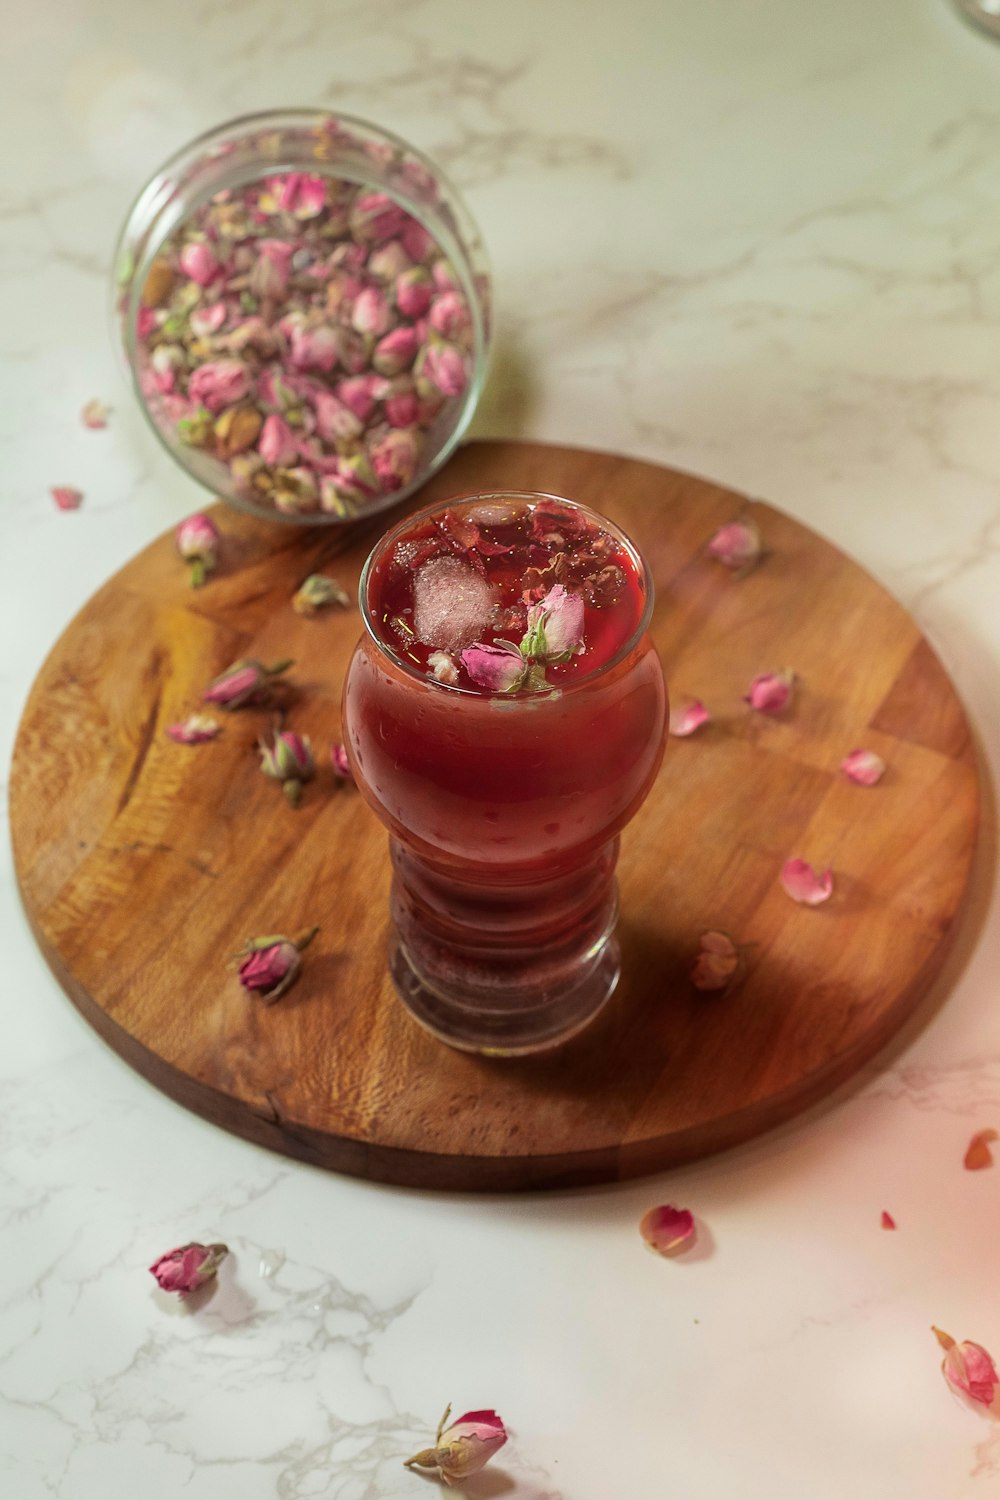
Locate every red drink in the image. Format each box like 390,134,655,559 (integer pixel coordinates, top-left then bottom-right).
343,491,666,1053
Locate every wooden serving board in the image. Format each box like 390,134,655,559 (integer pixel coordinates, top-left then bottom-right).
11,441,982,1190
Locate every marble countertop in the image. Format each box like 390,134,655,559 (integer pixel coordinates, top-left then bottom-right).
6,1,1000,1494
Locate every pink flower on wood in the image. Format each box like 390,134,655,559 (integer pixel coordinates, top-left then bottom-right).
841,748,886,786
745,670,795,714
331,742,353,780
237,928,318,1002
706,518,762,571
780,857,833,906
166,714,221,745
669,699,711,737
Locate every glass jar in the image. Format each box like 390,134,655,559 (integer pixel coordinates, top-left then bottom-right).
112,109,491,524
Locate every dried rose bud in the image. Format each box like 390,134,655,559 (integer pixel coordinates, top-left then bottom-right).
416,342,467,398
461,643,527,694
188,359,251,413
51,486,83,511
840,748,886,786
429,290,471,339
350,285,392,337
149,1241,228,1295
369,427,421,492
395,265,434,318
175,512,221,588
707,518,762,571
367,240,412,281
166,714,221,745
690,930,743,991
349,191,410,243
314,390,363,444
214,405,263,458
258,413,299,467
81,398,110,429
259,727,315,806
384,382,420,428
179,241,219,286
236,927,319,1002
932,1328,1000,1406
401,219,434,263
292,574,351,616
745,670,795,714
336,374,385,422
428,650,459,685
331,742,353,780
150,342,185,393
190,301,227,337
640,1204,696,1255
372,325,420,376
522,584,585,660
432,259,460,293
249,238,295,298
203,657,293,710
289,323,339,374
780,857,833,906
405,1407,508,1485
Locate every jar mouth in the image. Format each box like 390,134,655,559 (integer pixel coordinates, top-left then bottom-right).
358,490,656,696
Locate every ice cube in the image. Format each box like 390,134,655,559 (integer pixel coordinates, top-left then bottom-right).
413,557,496,650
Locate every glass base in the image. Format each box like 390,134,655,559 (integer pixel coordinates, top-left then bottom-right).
390,936,621,1056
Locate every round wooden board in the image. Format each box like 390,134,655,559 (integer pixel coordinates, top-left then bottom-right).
11,441,982,1190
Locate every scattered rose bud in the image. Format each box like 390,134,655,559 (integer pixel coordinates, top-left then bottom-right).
428,649,460,685
932,1328,1000,1407
236,926,319,1002
690,931,743,992
706,518,762,572
881,1211,896,1230
521,584,585,660
175,512,221,588
292,573,351,616
51,486,83,511
259,727,315,806
330,742,353,780
81,398,110,429
964,1128,997,1171
166,714,221,745
780,857,833,906
462,643,527,694
639,1204,696,1256
404,1406,508,1485
841,748,886,786
149,1241,228,1295
746,670,795,714
203,657,293,710
669,699,711,737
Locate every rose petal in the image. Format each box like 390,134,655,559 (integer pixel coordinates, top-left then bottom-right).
690,930,742,992
639,1204,696,1256
964,1129,997,1171
746,670,795,713
881,1210,896,1230
669,699,711,737
166,714,221,745
706,518,761,570
780,857,833,905
51,486,83,511
841,748,886,786
933,1328,1000,1406
81,398,110,429
461,643,526,694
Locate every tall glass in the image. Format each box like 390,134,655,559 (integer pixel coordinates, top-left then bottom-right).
342,491,666,1054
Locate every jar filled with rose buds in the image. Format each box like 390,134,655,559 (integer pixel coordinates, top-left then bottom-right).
113,110,491,524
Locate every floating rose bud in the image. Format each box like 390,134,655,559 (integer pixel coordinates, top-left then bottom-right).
746,670,795,714
522,584,585,660
461,643,526,694
292,573,351,616
372,325,419,376
428,649,460,685
175,512,221,588
236,926,319,1002
370,427,421,492
690,930,743,991
259,727,315,806
258,413,299,467
203,657,293,710
669,699,711,737
395,265,433,318
188,358,251,413
405,1406,508,1485
780,857,833,906
841,748,886,786
639,1204,696,1256
932,1328,1000,1407
166,714,221,745
150,1241,228,1295
881,1211,896,1230
417,342,467,398
707,518,762,571
964,1128,997,1171
81,398,110,429
351,285,392,337
51,486,83,511
331,742,353,780
179,241,219,286
429,290,471,339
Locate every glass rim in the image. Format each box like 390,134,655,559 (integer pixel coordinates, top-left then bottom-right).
358,489,656,696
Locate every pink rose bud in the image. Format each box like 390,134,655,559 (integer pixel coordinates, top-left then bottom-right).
522,584,585,659
187,358,251,413
250,238,295,298
331,742,353,780
314,390,363,444
203,657,293,710
780,857,833,906
259,727,315,806
669,699,711,737
319,479,354,517
351,285,392,337
385,385,420,429
370,427,421,492
461,642,527,694
179,241,219,287
395,265,434,318
372,325,419,376
429,290,471,339
175,512,221,588
367,239,412,280
933,1328,1000,1406
257,367,297,410
292,574,351,616
706,518,762,571
335,450,379,500
840,748,886,786
745,669,795,714
81,397,110,429
401,219,435,262
149,1241,228,1296
405,1406,508,1485
639,1204,697,1256
136,306,159,338
417,342,467,398
267,172,327,218
289,324,339,373
335,374,386,422
51,486,83,511
189,301,228,338
258,413,299,467
236,927,318,1003
166,714,221,745
333,326,370,375
690,930,742,991
150,342,185,393
349,191,410,243
432,259,460,293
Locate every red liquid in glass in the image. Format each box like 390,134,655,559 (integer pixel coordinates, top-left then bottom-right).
342,493,666,1053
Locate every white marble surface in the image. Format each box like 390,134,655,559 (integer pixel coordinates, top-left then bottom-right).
5,0,1000,1494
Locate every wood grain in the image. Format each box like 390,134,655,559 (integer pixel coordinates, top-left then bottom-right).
10,441,982,1190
